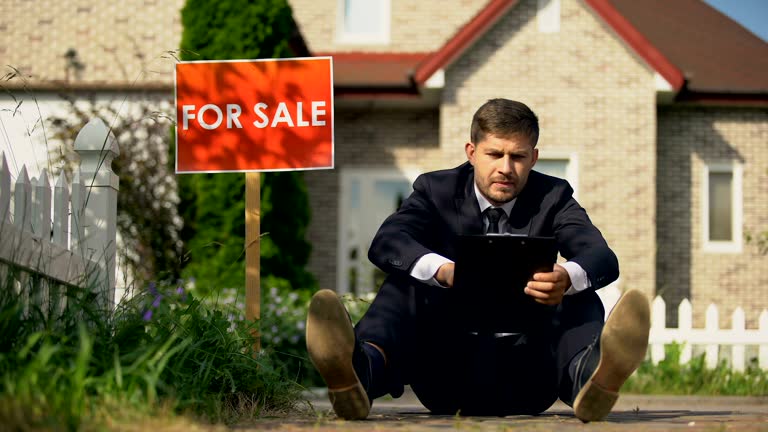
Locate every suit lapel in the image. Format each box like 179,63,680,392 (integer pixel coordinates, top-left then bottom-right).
455,171,483,235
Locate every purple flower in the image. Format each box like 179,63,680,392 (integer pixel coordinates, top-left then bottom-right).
152,295,163,308
143,309,153,321
148,281,158,297
175,285,188,301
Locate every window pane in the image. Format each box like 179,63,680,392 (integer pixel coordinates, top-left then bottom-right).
345,0,384,35
536,159,568,179
709,171,732,241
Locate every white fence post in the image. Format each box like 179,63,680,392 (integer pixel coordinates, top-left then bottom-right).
12,167,31,315
678,299,693,364
32,169,51,239
14,166,31,232
650,296,666,364
53,171,69,247
32,170,53,317
705,304,719,369
71,170,86,257
73,118,119,309
0,153,10,224
0,153,9,285
760,310,768,370
730,308,746,372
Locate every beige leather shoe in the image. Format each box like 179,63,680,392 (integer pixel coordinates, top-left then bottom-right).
306,289,370,420
573,289,650,422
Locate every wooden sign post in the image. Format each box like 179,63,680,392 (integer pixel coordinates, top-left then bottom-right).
245,172,261,350
175,57,334,351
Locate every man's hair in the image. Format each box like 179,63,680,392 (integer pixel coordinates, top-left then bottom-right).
470,99,539,147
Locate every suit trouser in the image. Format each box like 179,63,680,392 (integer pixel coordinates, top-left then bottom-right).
354,274,605,415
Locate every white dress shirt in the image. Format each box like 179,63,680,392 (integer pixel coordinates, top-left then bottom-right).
409,182,591,295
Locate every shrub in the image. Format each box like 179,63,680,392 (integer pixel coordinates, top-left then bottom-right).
0,273,302,429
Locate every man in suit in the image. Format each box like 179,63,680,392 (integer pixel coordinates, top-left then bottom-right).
306,99,650,421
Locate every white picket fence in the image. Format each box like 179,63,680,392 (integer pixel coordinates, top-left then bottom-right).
0,118,119,313
599,285,768,372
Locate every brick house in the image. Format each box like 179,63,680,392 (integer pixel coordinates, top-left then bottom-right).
1,0,766,327
288,0,768,328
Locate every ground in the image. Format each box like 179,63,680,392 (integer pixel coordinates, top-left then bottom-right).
228,388,768,431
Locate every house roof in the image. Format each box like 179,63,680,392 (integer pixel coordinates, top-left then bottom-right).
332,0,768,102
319,52,428,96
607,0,768,96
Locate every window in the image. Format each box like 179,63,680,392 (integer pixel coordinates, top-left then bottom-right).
537,0,561,33
709,172,732,241
703,162,743,253
337,0,390,45
535,153,578,197
338,169,416,294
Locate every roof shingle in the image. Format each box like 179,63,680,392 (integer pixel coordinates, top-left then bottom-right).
609,0,768,94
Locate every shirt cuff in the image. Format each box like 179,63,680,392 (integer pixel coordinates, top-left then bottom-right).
561,261,591,295
410,253,454,288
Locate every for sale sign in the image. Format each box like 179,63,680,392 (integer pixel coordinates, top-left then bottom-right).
175,57,334,173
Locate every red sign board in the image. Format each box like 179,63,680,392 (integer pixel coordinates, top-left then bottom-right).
175,57,334,173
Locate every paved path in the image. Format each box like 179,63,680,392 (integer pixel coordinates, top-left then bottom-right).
232,388,768,431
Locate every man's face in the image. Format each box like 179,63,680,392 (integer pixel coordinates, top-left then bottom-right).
465,133,538,206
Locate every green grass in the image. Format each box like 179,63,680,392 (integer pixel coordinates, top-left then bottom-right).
624,343,768,396
0,269,304,430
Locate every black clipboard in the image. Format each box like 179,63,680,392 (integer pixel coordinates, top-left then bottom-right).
453,235,558,332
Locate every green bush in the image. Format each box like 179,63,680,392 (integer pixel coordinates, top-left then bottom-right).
0,273,302,429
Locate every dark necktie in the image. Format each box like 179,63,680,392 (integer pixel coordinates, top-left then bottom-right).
485,208,505,234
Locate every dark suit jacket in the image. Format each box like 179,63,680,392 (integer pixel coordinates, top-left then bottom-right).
368,162,619,292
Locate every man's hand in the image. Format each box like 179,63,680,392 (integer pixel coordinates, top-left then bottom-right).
524,264,571,305
435,262,455,288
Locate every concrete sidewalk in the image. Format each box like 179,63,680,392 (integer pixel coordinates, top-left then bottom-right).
232,387,768,431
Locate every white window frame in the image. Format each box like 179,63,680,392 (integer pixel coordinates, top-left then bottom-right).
537,0,561,33
337,168,420,294
336,0,391,45
702,161,743,253
535,151,579,199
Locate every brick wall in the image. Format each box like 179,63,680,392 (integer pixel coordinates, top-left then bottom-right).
287,0,488,53
440,0,658,299
0,0,184,85
658,107,768,328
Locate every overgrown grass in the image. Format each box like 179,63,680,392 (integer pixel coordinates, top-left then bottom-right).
0,270,304,430
624,343,768,396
